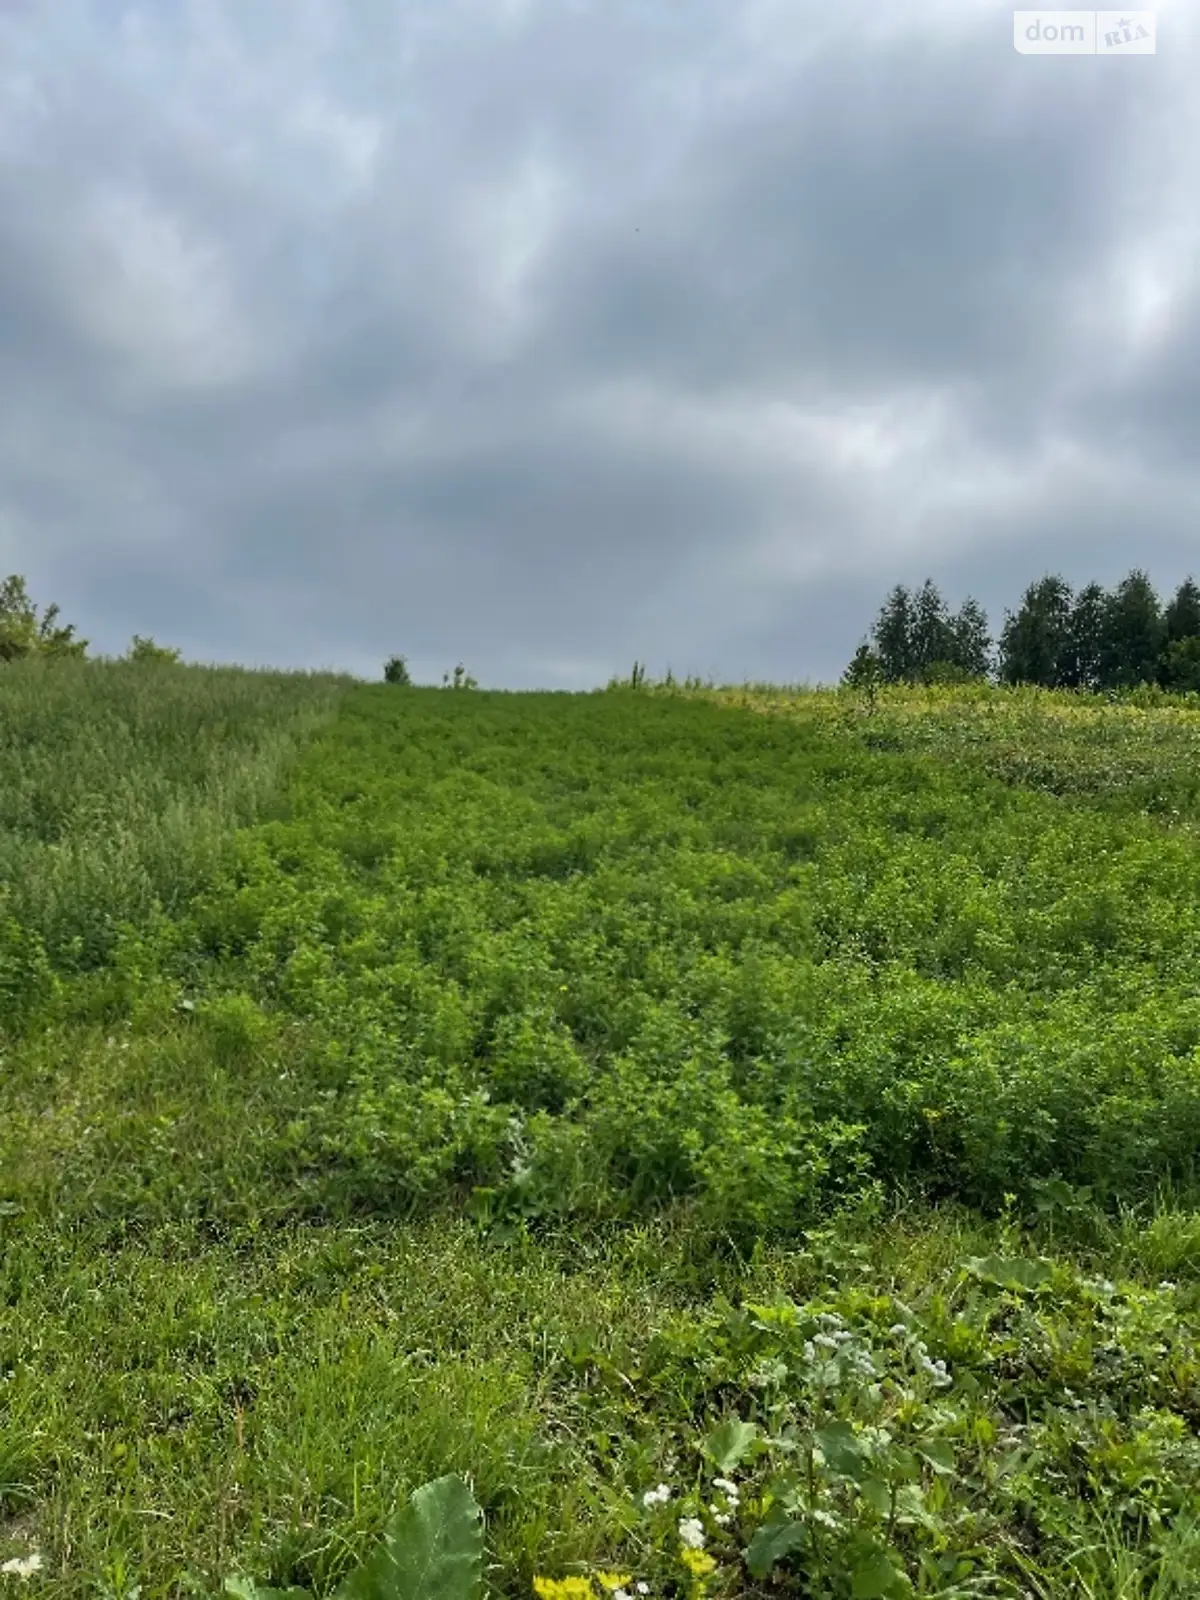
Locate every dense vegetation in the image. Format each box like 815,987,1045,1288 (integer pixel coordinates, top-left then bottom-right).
3,659,1200,1598
846,571,1200,693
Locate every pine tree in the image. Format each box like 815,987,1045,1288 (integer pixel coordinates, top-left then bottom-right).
910,580,957,679
948,596,992,678
871,585,916,683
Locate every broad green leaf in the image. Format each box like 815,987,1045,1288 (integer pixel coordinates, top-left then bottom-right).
850,1550,907,1598
893,1483,937,1531
860,1478,891,1517
745,1519,807,1579
914,1437,956,1476
965,1256,1053,1293
335,1475,484,1600
815,1420,865,1478
745,1299,800,1332
224,1580,310,1600
703,1419,759,1473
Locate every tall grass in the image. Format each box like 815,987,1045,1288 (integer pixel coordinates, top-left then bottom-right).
0,657,350,973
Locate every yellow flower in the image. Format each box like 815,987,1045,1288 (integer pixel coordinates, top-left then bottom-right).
680,1549,717,1580
596,1577,634,1593
533,1579,596,1600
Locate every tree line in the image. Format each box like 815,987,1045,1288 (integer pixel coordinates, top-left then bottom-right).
0,575,476,683
0,574,181,664
845,571,1200,693
9,563,1199,694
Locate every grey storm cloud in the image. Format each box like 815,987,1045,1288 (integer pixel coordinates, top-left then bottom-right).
1,0,1197,687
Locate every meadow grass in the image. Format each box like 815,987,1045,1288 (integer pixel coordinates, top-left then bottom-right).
0,657,350,975
669,678,1200,821
3,668,1200,1598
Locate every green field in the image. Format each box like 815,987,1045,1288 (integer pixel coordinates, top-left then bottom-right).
4,664,1200,1599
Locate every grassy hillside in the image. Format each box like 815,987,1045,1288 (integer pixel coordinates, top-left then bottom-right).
0,658,351,977
3,668,1200,1599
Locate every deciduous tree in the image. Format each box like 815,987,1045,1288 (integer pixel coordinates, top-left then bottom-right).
1100,569,1163,689
998,575,1073,687
0,574,88,662
1163,577,1200,646
125,635,182,664
1062,582,1107,690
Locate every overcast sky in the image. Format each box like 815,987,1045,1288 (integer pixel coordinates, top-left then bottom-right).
1,1,1196,687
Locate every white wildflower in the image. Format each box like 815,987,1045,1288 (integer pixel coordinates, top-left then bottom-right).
712,1511,731,1526
636,1586,650,1596
811,1509,839,1530
802,1341,816,1362
678,1517,706,1550
747,1358,788,1388
712,1477,740,1498
642,1483,672,1508
0,1554,42,1579
888,1323,908,1336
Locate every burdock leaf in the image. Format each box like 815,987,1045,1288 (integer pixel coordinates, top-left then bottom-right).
336,1475,484,1600
702,1419,760,1473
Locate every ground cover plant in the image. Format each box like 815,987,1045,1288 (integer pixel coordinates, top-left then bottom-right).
2,663,1200,1597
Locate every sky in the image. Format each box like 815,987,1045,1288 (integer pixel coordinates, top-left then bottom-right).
1,0,1196,688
